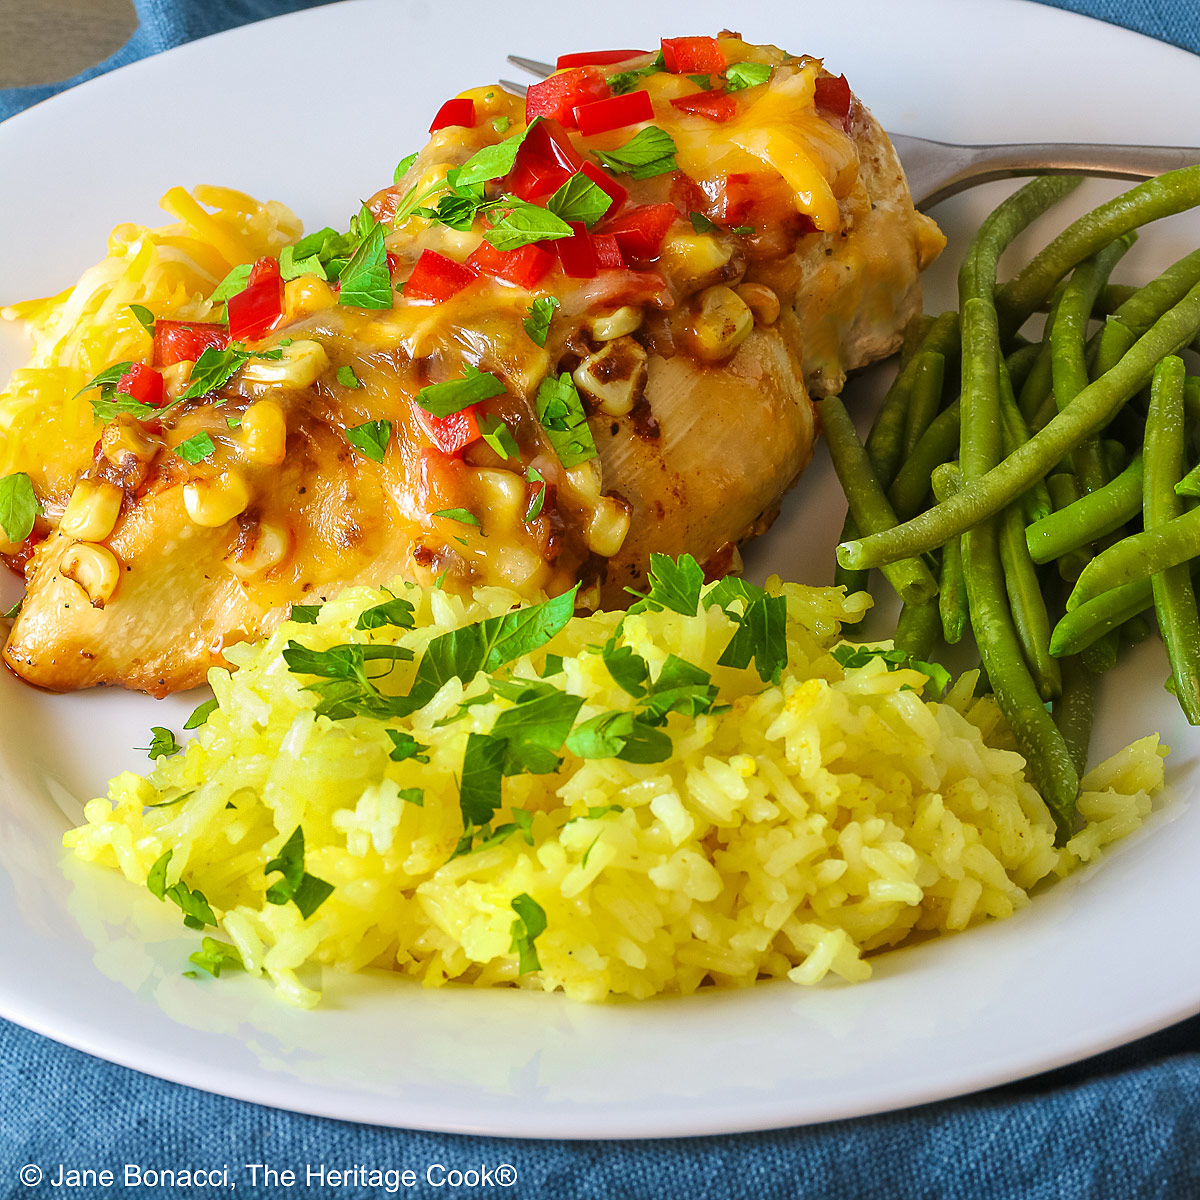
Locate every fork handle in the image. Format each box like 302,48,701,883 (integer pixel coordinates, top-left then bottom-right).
892,135,1200,209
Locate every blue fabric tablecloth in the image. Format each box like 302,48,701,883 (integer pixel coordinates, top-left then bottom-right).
2,3,1199,1196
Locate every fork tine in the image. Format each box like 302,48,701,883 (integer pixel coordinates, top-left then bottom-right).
507,55,555,78
500,79,529,97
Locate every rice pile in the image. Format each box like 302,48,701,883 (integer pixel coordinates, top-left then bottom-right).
65,575,1164,1007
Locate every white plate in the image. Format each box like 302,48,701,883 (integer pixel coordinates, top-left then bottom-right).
2,0,1199,1140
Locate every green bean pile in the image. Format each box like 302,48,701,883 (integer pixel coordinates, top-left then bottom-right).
822,167,1200,842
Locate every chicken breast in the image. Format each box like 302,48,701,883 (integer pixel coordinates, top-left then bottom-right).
3,35,942,694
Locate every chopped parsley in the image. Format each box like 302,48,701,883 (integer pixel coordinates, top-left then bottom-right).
143,726,182,759
336,365,362,388
627,552,705,616
830,643,952,697
546,174,612,228
337,221,393,310
289,603,321,624
454,121,538,187
724,61,772,91
0,472,42,543
399,787,425,807
345,419,392,462
717,591,788,683
209,263,253,303
264,826,334,919
689,212,720,233
129,303,155,336
484,199,574,252
566,710,672,764
147,849,217,930
477,412,520,461
386,730,430,763
434,508,480,526
607,54,664,95
509,893,546,974
75,361,150,421
393,151,418,183
188,937,243,978
536,373,596,468
523,296,560,347
173,432,215,464
525,466,547,521
184,698,218,729
356,592,416,631
416,366,506,417
180,345,249,401
591,126,677,180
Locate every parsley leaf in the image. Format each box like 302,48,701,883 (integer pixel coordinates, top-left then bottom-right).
540,653,564,678
718,592,788,682
830,643,952,697
492,116,511,133
434,507,480,526
210,263,252,302
607,58,663,95
188,937,243,978
536,373,596,469
264,826,334,919
687,73,715,90
336,365,362,388
147,849,216,930
355,592,416,631
143,726,181,759
627,553,705,616
524,296,560,347
289,603,321,624
129,303,155,336
184,698,218,730
724,61,772,92
345,419,392,462
395,586,578,717
173,432,215,464
591,126,678,180
393,152,418,183
460,732,507,827
509,892,546,974
386,730,430,763
399,787,425,806
702,575,765,613
180,345,248,401
601,636,650,698
689,211,719,233
525,466,547,521
566,711,672,763
283,640,415,721
73,360,133,404
337,223,393,310
416,366,506,417
484,199,574,252
455,122,536,187
640,655,721,725
478,412,519,461
546,174,612,228
0,473,42,543
490,683,584,776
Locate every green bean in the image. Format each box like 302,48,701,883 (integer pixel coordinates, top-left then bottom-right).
930,465,968,644
1097,283,1140,316
1090,316,1137,379
1176,460,1200,499
818,395,938,605
1053,655,1095,777
1121,612,1156,645
999,499,1062,700
1067,497,1200,609
1050,577,1155,655
1184,376,1200,428
1102,439,1130,477
999,359,1053,525
900,313,936,368
1144,355,1200,724
888,402,960,519
1113,245,1200,335
1081,631,1119,674
1025,453,1144,563
837,279,1200,572
903,352,946,455
894,593,940,661
1018,336,1055,423
997,165,1200,329
1006,341,1042,395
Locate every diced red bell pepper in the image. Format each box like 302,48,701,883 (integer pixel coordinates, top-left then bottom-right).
573,89,654,136
599,203,677,261
555,223,598,278
721,171,799,228
404,250,478,302
578,161,628,219
660,36,726,75
556,49,646,68
422,405,481,455
417,446,463,508
429,97,476,132
669,91,737,122
507,118,584,201
227,257,284,342
152,320,230,368
466,241,555,289
814,74,853,130
592,234,625,269
386,252,399,276
115,363,166,408
525,67,609,129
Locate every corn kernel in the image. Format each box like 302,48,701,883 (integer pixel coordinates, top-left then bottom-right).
686,285,754,363
470,468,525,527
225,521,290,579
59,479,123,542
240,339,328,389
573,339,648,417
661,232,733,289
240,400,287,465
283,277,337,322
59,542,120,606
183,472,251,527
590,306,643,341
586,494,632,557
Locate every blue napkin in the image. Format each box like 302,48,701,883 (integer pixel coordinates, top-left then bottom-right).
2,3,1199,1196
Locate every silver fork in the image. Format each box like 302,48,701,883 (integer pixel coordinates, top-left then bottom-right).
505,55,1200,210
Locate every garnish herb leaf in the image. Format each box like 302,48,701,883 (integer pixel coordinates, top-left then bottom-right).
129,303,155,336
536,373,596,468
386,730,430,763
184,698,218,730
830,643,952,697
546,174,612,228
509,892,546,974
345,419,392,462
591,126,678,180
718,593,788,682
399,787,425,807
416,366,506,417
188,937,243,978
209,263,253,303
455,122,536,187
724,61,772,92
0,473,42,543
264,825,333,918
640,654,721,725
484,200,574,252
174,432,216,464
147,849,216,929
434,508,481,526
356,592,416,631
73,361,134,404
600,636,650,698
540,653,564,678
337,223,393,310
689,211,719,233
626,552,705,616
460,732,507,827
490,685,584,776
566,711,672,763
336,365,362,388
144,726,182,759
180,345,248,400
524,296,560,347
393,152,418,183
477,412,520,461
525,466,547,521
289,603,321,624
607,57,664,95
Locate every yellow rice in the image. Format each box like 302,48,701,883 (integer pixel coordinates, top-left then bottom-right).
64,578,1164,1008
